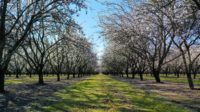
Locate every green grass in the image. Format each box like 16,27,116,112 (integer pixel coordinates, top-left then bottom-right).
144,75,200,85
5,75,71,85
29,74,191,112
127,74,200,85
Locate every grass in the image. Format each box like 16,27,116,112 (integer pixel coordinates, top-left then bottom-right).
5,75,73,85
128,74,200,85
6,74,200,85
145,75,200,85
29,74,191,112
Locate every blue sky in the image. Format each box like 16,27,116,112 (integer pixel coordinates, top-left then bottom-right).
75,0,119,63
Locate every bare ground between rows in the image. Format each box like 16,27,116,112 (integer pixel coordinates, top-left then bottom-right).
0,76,89,112
112,76,200,112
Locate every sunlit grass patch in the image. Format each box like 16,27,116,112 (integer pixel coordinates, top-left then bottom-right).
129,74,200,85
5,75,68,85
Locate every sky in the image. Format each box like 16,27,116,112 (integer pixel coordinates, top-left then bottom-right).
74,0,119,63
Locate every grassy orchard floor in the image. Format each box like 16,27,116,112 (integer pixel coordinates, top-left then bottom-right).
126,74,200,85
118,74,200,111
5,75,75,85
146,75,200,85
0,74,194,112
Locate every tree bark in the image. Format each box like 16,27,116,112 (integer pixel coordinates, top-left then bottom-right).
132,74,135,79
16,72,19,78
126,72,129,78
29,73,32,78
139,73,143,81
38,65,44,84
73,73,75,78
0,69,5,93
193,74,196,79
38,73,44,84
186,72,194,89
153,70,161,83
177,73,180,78
78,74,80,78
67,74,70,80
57,73,60,81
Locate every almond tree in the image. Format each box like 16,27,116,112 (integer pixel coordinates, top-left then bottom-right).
0,0,86,92
171,0,200,89
100,0,177,82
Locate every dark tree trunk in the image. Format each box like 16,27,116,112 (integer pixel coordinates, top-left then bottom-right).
38,72,44,84
0,69,5,93
16,73,19,78
78,74,80,78
126,73,129,78
132,74,135,79
38,67,44,84
57,73,60,81
193,74,196,79
38,64,44,84
153,70,161,83
126,63,129,78
186,73,194,89
73,73,75,78
29,73,32,78
177,73,180,78
139,73,143,81
67,74,70,80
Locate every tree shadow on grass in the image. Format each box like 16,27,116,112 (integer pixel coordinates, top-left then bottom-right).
112,76,200,112
29,76,138,112
31,83,111,111
0,75,193,112
0,77,87,112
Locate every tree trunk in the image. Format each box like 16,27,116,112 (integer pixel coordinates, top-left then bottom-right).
67,74,70,80
16,73,19,78
38,73,44,84
177,73,180,78
139,73,143,81
153,70,161,83
0,1,7,93
126,73,129,78
193,74,196,79
186,72,194,89
78,74,80,78
73,73,75,78
0,69,5,93
126,64,129,78
38,64,44,84
132,74,135,79
29,73,32,78
126,69,129,78
57,73,60,81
